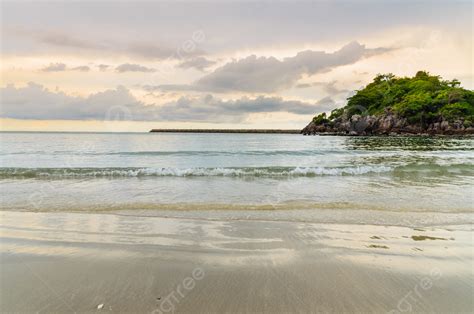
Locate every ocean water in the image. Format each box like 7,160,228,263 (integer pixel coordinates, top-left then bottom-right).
0,132,473,224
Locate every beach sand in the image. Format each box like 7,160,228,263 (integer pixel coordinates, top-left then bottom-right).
1,211,472,313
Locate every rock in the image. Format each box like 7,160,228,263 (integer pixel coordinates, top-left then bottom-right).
379,115,394,132
301,112,474,136
440,120,449,131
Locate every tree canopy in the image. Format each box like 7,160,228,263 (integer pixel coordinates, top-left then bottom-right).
313,71,474,127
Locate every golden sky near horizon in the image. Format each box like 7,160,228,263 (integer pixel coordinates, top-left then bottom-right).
1,1,472,132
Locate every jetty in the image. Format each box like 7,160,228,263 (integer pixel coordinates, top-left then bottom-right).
149,129,301,134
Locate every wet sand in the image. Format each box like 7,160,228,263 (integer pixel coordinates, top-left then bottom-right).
0,211,472,313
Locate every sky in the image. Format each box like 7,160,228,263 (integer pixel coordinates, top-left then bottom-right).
0,0,472,132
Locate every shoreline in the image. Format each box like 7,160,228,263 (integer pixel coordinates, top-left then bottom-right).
2,207,473,228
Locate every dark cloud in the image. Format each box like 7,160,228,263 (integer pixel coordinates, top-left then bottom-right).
116,63,156,73
155,42,390,93
40,63,67,72
177,57,216,71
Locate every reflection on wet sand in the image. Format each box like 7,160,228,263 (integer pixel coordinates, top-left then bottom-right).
1,211,473,312
1,211,471,268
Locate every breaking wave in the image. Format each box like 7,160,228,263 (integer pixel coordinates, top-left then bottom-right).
1,163,472,179
0,165,393,178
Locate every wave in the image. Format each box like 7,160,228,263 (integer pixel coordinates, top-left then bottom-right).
1,163,472,179
392,163,474,175
0,165,393,178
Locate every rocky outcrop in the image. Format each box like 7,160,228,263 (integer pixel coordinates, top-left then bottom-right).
301,110,474,136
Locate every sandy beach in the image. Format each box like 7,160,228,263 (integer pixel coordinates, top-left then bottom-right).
1,210,472,313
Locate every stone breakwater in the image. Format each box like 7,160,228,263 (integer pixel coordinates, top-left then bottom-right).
301,111,474,136
150,129,300,134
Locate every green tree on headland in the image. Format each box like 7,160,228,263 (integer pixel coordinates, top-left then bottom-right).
313,71,474,128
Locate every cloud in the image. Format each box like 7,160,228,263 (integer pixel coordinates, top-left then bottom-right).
155,41,390,93
40,63,90,72
195,41,388,92
153,94,333,122
97,64,110,71
143,84,198,92
3,1,468,58
116,63,156,73
0,83,333,122
39,32,96,50
10,29,206,60
296,80,349,95
314,81,349,95
126,42,205,60
177,57,216,71
40,63,67,72
295,83,312,89
0,83,154,120
313,96,337,113
71,65,90,72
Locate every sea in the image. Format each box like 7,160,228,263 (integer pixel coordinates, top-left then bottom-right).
1,132,473,226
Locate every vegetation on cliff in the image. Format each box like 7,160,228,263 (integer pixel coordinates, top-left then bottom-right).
306,71,474,135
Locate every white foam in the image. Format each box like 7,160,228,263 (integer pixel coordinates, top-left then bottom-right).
0,166,394,178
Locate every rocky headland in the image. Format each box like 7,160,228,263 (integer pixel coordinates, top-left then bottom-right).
302,71,474,136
